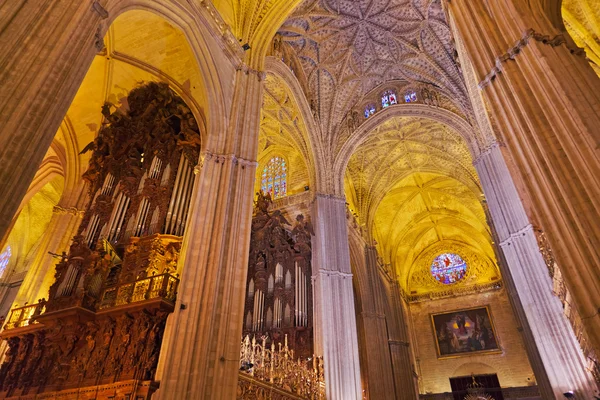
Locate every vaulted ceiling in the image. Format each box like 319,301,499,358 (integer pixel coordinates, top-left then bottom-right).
563,0,600,76
256,73,312,195
278,0,467,146
344,117,499,296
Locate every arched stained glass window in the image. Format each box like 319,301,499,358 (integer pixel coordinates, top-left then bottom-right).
431,253,467,285
364,104,376,118
381,90,398,108
404,91,418,103
261,157,287,199
0,246,11,278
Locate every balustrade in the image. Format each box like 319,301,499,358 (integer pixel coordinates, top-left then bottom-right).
3,302,45,330
99,273,179,309
1,273,178,332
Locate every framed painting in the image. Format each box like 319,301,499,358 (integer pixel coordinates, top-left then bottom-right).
431,306,500,358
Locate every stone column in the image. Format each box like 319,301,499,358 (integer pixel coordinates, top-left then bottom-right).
383,274,418,399
311,194,362,400
154,70,262,400
475,143,597,399
447,0,600,353
350,229,398,399
0,0,103,238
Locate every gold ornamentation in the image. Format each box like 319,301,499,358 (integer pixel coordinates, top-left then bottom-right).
239,335,325,399
52,205,85,218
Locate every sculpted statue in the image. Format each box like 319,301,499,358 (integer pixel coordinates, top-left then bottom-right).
292,214,313,255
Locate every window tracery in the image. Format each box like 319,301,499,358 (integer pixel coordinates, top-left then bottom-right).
381,90,397,108
431,253,467,285
364,104,376,118
261,157,287,199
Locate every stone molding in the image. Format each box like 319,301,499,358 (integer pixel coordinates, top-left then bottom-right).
388,340,410,347
479,29,586,89
91,1,109,19
361,311,386,320
194,0,245,64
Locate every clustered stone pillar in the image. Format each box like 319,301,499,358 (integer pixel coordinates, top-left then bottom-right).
311,194,362,400
447,0,600,353
362,245,417,400
154,70,262,400
350,227,396,399
383,276,418,399
0,0,102,239
475,143,598,398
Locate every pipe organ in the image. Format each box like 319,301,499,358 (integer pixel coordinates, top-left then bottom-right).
243,192,314,358
0,82,202,399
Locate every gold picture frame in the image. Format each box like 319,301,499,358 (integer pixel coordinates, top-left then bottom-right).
430,305,501,359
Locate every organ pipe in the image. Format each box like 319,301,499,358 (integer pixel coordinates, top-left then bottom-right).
170,157,189,234
134,198,151,237
177,158,195,236
108,193,130,243
253,289,265,331
173,157,192,236
164,154,185,234
164,154,194,236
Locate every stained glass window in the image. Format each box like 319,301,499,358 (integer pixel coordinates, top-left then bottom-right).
0,246,11,278
404,91,418,103
431,253,467,285
381,90,398,108
364,104,376,118
261,157,287,199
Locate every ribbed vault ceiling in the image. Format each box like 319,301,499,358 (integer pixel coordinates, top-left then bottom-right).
257,73,312,194
278,0,467,145
345,117,500,296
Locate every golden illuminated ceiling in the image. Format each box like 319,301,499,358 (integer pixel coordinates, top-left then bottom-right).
212,0,305,67
256,73,312,194
345,117,500,296
563,0,600,76
64,10,207,159
278,0,467,142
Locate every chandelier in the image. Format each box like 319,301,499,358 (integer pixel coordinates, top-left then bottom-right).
463,375,495,400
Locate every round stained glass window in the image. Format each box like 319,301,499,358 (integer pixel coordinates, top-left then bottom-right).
431,253,467,285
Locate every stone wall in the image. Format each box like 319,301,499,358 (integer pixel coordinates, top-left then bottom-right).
408,288,535,394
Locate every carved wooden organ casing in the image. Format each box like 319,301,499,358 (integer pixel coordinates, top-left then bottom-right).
243,193,314,359
0,82,202,399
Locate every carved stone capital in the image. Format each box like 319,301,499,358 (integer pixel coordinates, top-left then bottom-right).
53,205,85,218
235,63,267,81
479,29,586,89
313,193,346,204
472,141,501,166
200,151,258,168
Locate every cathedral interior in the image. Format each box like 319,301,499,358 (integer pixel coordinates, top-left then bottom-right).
0,0,599,399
